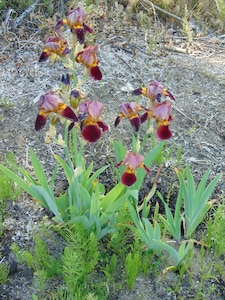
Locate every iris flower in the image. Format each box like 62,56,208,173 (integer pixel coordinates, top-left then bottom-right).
132,81,175,102
35,91,77,131
114,102,148,132
150,101,172,140
116,152,150,186
78,100,108,142
55,6,93,44
76,45,102,80
39,36,70,62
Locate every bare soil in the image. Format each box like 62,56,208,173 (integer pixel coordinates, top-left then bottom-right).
0,2,225,299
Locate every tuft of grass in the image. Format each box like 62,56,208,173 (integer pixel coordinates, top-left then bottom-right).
0,152,21,238
0,255,9,285
207,201,225,256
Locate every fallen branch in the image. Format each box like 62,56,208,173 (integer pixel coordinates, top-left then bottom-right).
141,0,183,23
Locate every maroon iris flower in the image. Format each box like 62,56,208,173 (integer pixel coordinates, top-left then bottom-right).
76,45,102,80
78,100,108,142
115,102,148,132
55,6,93,44
39,36,70,62
116,152,150,186
132,81,175,102
151,101,173,140
35,91,77,131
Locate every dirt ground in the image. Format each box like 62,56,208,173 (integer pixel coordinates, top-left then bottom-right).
0,2,225,299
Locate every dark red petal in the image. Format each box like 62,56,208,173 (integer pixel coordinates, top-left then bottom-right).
82,124,101,142
156,125,172,140
75,28,85,44
68,122,75,131
84,24,93,33
59,106,78,122
55,20,65,30
143,165,150,175
39,51,49,62
97,121,108,132
130,117,140,132
166,90,176,101
114,116,121,127
35,114,47,131
132,88,142,96
90,66,102,80
121,171,137,186
140,112,148,123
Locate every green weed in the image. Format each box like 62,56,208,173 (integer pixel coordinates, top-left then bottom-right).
207,202,225,256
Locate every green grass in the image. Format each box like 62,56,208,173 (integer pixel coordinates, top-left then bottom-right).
0,152,21,238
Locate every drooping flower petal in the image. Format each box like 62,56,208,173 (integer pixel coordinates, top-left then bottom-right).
114,116,121,127
156,125,172,140
97,121,108,132
90,66,102,80
121,171,137,186
129,116,140,132
58,106,78,122
82,124,101,142
35,113,48,131
39,51,50,62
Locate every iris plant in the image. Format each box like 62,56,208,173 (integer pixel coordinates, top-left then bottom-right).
76,45,102,80
55,6,93,44
132,80,175,102
114,102,148,132
35,91,77,131
121,81,176,140
39,36,70,62
78,100,108,142
116,152,150,186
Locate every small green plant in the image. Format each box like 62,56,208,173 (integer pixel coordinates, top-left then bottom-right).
0,255,9,285
207,202,225,256
0,97,14,108
0,152,21,238
125,250,140,289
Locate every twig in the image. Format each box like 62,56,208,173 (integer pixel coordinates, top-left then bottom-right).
111,48,145,85
13,0,41,28
141,0,183,23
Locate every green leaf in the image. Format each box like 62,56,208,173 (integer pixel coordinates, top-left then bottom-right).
85,165,108,192
54,155,74,182
0,165,36,198
31,185,63,222
100,182,126,210
29,149,51,195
